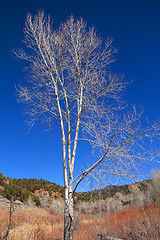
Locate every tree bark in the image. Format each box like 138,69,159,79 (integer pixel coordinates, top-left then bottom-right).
64,185,74,240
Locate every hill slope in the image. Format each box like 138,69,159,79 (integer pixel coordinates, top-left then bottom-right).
0,171,157,208
0,172,64,206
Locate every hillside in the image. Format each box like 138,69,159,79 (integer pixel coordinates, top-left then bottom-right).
0,172,64,206
76,179,151,202
0,171,157,209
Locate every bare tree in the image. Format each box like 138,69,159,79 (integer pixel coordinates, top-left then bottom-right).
14,11,160,240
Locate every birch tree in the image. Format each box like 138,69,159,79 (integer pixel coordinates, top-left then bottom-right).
15,11,160,240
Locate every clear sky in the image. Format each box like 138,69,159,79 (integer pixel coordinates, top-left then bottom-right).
0,0,160,188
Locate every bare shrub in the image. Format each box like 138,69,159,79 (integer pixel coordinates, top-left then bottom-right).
147,170,160,203
25,196,33,207
123,204,160,240
39,193,51,208
77,194,125,214
51,199,64,214
77,201,96,214
128,184,145,207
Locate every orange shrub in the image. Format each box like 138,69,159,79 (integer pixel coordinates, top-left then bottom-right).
0,202,159,239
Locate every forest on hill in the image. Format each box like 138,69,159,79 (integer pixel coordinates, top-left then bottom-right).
0,172,64,206
0,171,158,211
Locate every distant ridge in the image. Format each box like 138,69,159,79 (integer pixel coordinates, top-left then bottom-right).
75,179,151,202
0,172,64,206
0,172,152,205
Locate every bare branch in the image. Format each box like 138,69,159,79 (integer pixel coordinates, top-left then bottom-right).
15,11,160,240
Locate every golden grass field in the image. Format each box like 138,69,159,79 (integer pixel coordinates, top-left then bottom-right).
0,201,160,240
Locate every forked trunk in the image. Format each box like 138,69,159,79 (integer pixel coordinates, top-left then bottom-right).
64,187,74,240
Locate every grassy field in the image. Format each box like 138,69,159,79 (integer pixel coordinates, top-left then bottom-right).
0,201,160,240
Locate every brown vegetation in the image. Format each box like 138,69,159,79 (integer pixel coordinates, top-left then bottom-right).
1,172,160,239
0,200,159,240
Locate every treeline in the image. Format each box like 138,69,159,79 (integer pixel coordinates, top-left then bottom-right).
0,172,64,206
76,179,151,202
76,174,160,214
0,171,159,209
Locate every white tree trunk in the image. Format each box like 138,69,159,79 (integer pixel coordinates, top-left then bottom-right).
64,184,74,240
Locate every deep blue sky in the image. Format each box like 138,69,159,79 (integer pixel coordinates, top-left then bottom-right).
0,0,160,188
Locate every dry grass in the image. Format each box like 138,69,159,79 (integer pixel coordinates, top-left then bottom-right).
0,207,63,240
0,202,160,239
75,202,160,240
73,202,160,240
